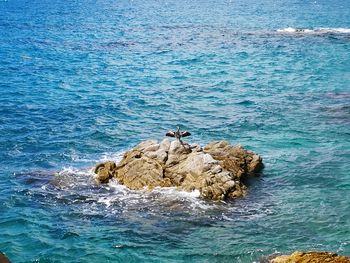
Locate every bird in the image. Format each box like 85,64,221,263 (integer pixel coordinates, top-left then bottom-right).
166,126,191,141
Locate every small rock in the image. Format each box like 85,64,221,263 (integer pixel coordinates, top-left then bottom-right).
268,251,350,263
94,161,116,183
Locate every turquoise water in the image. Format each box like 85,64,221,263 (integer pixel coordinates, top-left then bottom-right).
1,0,350,262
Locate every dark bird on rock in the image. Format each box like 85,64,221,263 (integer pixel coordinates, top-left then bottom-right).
166,126,191,140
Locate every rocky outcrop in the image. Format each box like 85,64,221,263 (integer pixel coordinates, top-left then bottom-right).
94,139,263,200
266,251,350,263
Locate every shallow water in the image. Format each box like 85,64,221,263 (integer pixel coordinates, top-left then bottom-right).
0,0,350,262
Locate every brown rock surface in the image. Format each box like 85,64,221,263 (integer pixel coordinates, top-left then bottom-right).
0,252,11,263
269,251,350,263
204,140,263,178
94,139,263,200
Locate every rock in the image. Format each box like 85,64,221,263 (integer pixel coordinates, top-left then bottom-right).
267,251,350,263
144,148,168,164
94,140,263,200
204,141,263,178
248,154,264,174
112,149,171,190
159,138,171,151
94,161,116,183
0,252,11,263
166,140,191,166
134,140,158,151
175,152,218,175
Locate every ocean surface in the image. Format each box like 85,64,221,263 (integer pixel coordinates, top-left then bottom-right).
1,0,350,262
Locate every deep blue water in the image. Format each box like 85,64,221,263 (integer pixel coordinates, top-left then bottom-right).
1,0,350,262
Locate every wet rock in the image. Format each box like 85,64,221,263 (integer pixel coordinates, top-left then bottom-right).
267,251,350,263
94,140,263,200
94,161,116,183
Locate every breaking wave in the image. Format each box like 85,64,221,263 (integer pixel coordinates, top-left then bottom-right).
276,27,350,34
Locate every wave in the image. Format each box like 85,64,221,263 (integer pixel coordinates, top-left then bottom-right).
276,27,350,34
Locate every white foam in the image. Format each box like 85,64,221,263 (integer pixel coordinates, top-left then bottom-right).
276,27,350,34
99,151,125,163
97,196,118,207
107,181,202,201
58,166,94,177
152,187,218,210
55,150,127,182
107,179,130,194
95,180,217,210
277,27,297,33
222,214,234,221
153,186,201,198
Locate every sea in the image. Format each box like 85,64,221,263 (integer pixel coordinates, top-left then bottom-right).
0,0,349,262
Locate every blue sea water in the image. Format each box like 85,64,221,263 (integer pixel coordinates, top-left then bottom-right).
1,0,350,262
